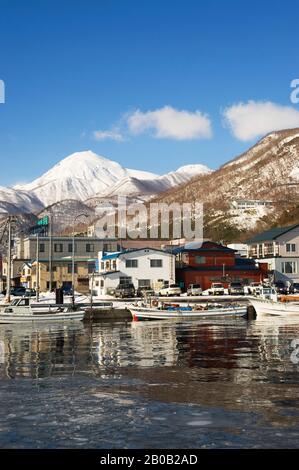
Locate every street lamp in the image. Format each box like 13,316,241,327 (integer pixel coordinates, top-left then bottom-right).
72,213,88,305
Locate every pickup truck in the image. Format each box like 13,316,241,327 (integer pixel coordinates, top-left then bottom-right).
208,282,225,296
158,284,182,297
187,284,202,296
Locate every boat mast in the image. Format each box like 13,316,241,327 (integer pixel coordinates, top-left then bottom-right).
5,216,12,303
48,214,53,292
36,230,40,302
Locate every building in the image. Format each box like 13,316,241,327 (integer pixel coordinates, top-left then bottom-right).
227,243,248,257
20,259,96,293
246,224,299,283
175,241,267,291
15,236,118,260
91,248,176,296
231,199,273,211
3,236,119,293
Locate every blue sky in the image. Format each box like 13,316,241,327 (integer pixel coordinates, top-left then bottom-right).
1,0,299,186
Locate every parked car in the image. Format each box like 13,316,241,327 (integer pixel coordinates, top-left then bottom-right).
289,283,299,294
115,283,136,298
10,286,26,297
158,284,182,297
24,288,37,297
137,286,155,297
208,283,225,296
62,286,73,295
274,281,289,295
228,282,244,295
187,284,202,296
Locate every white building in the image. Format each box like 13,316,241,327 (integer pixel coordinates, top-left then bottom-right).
231,199,273,211
227,243,248,257
90,248,176,296
246,224,299,283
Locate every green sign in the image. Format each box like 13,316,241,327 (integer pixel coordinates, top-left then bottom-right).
37,216,49,226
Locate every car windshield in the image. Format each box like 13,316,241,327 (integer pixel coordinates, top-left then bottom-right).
192,284,201,288
213,284,223,288
231,283,242,287
169,284,179,288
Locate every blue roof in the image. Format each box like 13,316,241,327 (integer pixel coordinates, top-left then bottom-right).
246,224,299,243
101,252,122,260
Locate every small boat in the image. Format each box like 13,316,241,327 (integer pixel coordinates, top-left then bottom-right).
249,287,299,318
0,298,85,323
129,302,247,321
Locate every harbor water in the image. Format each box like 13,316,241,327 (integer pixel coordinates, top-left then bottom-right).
0,317,299,448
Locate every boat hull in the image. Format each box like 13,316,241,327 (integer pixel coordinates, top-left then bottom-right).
249,297,299,317
0,311,85,323
129,306,247,320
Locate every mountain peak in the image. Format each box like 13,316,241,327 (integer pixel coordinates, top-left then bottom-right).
10,150,211,208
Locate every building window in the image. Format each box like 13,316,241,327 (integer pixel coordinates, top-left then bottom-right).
138,279,151,287
54,243,63,253
286,243,296,253
86,243,94,253
126,259,138,268
88,263,95,274
281,261,297,274
39,243,45,253
150,259,163,268
46,265,57,272
101,262,104,270
104,243,112,252
68,243,77,253
120,276,132,285
68,263,77,274
112,260,117,270
195,256,206,264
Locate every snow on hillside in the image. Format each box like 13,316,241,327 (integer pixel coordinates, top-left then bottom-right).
0,186,43,213
12,151,212,206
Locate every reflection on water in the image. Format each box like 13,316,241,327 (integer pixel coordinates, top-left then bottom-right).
0,317,299,448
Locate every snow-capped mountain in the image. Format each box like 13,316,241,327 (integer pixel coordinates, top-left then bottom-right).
0,186,43,214
10,150,212,208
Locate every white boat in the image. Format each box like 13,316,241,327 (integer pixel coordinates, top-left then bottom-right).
129,303,247,320
248,286,299,318
0,298,85,323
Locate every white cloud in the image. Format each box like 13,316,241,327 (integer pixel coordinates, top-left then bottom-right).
126,105,212,140
93,129,124,141
223,100,299,141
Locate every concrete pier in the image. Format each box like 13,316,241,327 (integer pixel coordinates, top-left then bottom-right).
83,307,132,321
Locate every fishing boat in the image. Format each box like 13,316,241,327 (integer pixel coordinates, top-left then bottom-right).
0,298,85,323
129,302,247,321
249,287,299,318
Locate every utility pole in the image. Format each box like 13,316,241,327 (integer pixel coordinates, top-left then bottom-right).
5,216,12,303
48,214,53,292
72,213,88,306
36,231,40,302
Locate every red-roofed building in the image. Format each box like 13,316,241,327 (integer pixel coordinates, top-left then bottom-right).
174,241,268,291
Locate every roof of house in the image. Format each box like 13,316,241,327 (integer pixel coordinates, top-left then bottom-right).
172,241,235,255
246,224,299,244
101,247,173,260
